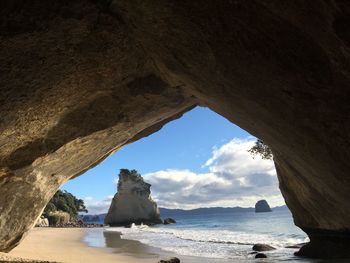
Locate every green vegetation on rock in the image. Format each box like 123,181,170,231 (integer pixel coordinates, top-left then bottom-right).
46,211,71,226
43,190,87,220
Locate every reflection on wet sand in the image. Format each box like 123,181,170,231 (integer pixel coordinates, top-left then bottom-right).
103,230,161,257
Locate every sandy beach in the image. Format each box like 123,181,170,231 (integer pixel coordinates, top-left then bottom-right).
6,228,159,263
2,226,336,263
3,227,236,263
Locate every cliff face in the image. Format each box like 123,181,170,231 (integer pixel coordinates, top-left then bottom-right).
255,200,272,213
0,0,350,258
105,170,162,226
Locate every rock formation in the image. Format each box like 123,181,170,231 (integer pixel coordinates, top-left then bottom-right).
255,253,267,259
252,244,275,252
255,200,272,213
47,211,70,226
163,218,176,225
0,0,350,258
105,169,162,226
35,217,49,227
159,257,181,263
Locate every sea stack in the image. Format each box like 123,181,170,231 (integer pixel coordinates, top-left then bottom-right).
255,200,272,213
105,169,162,226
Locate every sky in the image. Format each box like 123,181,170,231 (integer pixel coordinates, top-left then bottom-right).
61,106,285,214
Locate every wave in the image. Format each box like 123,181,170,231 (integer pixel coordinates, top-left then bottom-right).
107,224,307,247
105,224,309,259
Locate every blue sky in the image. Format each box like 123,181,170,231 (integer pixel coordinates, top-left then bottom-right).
62,107,284,213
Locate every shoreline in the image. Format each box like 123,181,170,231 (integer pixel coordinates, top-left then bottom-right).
4,227,328,263
6,227,231,263
7,228,158,263
84,228,235,263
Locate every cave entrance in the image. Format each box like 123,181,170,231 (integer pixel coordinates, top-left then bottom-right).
54,106,307,261
62,106,283,212
2,1,349,259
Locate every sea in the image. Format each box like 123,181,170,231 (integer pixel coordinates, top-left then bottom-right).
82,208,342,262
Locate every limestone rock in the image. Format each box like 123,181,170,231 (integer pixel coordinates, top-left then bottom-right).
105,169,162,226
294,235,350,259
35,218,49,227
255,200,272,213
163,218,176,225
252,244,276,251
47,211,70,226
0,0,350,258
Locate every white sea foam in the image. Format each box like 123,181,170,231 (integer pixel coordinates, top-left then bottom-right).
105,225,309,259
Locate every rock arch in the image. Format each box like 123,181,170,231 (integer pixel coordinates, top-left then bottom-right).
0,0,349,258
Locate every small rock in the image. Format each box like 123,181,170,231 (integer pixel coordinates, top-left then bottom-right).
164,218,176,225
255,253,267,258
35,217,49,227
252,243,276,251
158,257,180,263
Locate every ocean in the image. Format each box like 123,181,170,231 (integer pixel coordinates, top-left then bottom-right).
82,208,339,262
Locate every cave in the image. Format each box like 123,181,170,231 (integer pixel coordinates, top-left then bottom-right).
0,0,350,259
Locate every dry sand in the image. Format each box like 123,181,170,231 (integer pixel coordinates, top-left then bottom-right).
6,228,159,263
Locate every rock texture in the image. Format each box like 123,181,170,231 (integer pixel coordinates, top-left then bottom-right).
47,211,70,226
255,253,267,259
0,252,56,263
252,244,276,252
163,218,176,225
0,0,350,258
159,258,180,263
35,218,49,227
255,200,272,213
105,169,162,226
34,218,49,227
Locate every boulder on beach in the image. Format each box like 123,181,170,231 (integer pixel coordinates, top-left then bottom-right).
47,211,70,226
252,244,276,251
255,200,272,213
35,217,49,227
159,257,181,263
255,253,267,258
164,218,176,225
105,169,162,226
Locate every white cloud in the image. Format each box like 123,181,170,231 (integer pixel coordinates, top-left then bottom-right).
83,195,114,214
144,138,284,209
83,138,285,213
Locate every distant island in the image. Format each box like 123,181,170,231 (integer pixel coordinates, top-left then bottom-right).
161,205,286,217
81,205,288,223
255,200,272,213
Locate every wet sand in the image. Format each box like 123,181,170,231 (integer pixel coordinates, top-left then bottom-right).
7,227,328,263
6,228,230,263
7,228,157,263
7,227,330,263
85,228,236,263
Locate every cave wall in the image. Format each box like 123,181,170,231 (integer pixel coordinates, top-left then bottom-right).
1,0,350,258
